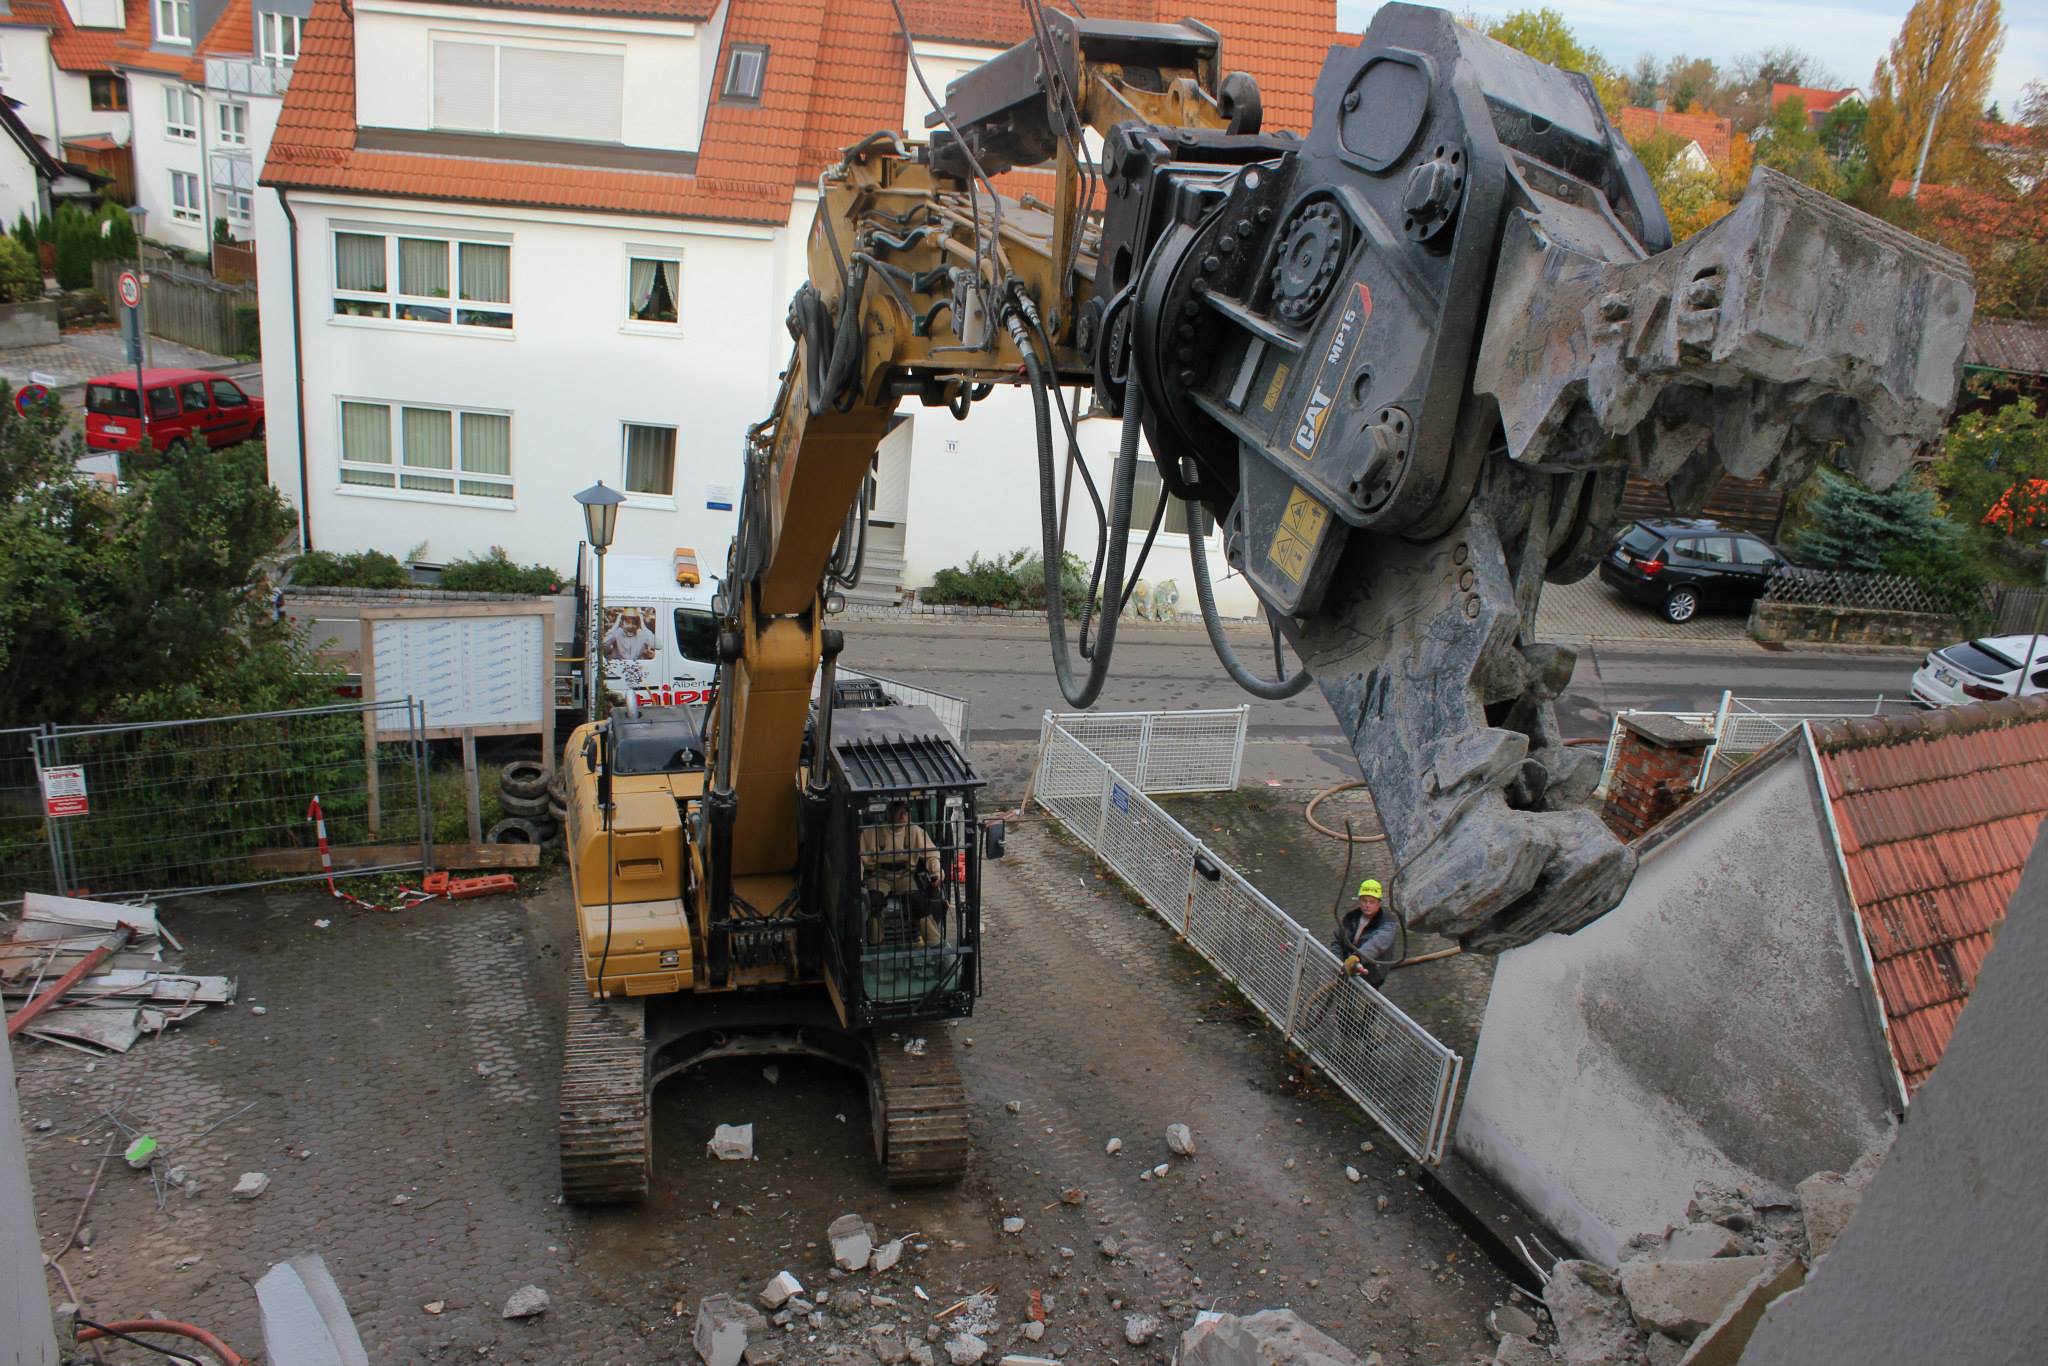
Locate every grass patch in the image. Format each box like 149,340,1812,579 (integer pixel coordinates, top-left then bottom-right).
429,761,507,845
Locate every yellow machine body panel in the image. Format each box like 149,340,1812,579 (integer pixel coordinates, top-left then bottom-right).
565,719,698,998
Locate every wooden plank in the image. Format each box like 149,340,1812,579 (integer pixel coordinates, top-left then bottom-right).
248,842,538,872
461,728,482,844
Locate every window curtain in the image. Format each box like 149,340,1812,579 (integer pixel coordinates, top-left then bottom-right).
459,243,509,303
398,238,448,298
624,425,676,495
629,258,657,315
339,401,391,485
335,234,384,292
460,412,512,498
401,407,454,492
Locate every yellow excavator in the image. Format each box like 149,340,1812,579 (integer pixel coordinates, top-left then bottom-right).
558,3,1973,1201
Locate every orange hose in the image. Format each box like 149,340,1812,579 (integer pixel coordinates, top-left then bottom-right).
76,1319,246,1365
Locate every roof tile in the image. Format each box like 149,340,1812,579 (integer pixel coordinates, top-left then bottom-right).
1815,694,2048,1095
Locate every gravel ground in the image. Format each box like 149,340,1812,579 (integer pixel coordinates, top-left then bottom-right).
15,818,1509,1364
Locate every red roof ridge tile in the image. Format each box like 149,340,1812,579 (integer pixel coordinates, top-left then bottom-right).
1812,693,2048,755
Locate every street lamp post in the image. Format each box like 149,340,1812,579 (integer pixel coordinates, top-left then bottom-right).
125,205,152,368
574,481,626,723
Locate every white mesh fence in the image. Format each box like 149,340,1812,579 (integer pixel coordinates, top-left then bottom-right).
1596,692,1894,794
1032,720,1462,1163
1038,707,1247,793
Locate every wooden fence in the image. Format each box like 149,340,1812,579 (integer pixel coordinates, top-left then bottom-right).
92,258,258,358
212,240,258,285
1994,586,2048,635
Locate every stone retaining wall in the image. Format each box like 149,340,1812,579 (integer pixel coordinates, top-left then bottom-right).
1748,600,1960,649
0,299,59,348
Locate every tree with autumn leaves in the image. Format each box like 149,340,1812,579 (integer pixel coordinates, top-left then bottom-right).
1865,0,2005,197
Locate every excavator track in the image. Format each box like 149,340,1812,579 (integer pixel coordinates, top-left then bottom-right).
559,962,650,1204
868,1028,969,1187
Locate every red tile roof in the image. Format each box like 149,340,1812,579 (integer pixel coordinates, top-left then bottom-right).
1813,694,2048,1095
6,0,257,79
1615,105,1733,165
1770,83,1857,123
263,0,1337,221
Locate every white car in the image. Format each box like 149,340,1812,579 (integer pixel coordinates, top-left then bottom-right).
1910,635,2048,708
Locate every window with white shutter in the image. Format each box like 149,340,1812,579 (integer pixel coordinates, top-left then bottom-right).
429,36,624,142
432,41,496,131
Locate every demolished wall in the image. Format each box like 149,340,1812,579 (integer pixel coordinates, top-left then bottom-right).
1455,749,1897,1262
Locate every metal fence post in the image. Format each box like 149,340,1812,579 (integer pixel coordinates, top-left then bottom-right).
1182,842,1203,938
1228,705,1249,789
1280,937,1309,1042
414,700,435,872
1135,713,1155,790
1093,761,1113,854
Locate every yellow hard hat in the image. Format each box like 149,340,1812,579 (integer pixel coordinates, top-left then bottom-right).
1357,879,1383,899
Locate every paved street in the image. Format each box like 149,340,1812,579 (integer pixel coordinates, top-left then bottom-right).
842,579,1921,797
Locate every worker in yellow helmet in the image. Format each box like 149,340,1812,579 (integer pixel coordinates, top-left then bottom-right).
1333,878,1398,987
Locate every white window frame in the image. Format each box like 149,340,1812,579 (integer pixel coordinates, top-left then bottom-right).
620,421,678,503
621,249,682,335
722,44,767,102
258,11,301,65
329,228,514,333
164,86,198,140
216,100,248,146
156,0,192,43
224,190,253,230
336,398,516,504
169,170,202,223
429,35,625,142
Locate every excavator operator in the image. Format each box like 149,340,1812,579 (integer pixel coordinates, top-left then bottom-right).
860,800,944,947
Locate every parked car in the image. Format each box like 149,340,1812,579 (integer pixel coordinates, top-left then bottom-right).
1597,518,1788,623
1909,635,2048,707
84,369,264,456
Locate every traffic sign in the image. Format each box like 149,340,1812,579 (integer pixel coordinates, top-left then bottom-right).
116,270,141,309
13,383,49,415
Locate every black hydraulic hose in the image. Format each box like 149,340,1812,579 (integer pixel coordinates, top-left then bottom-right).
1027,330,1141,708
1185,503,1313,699
1109,485,1168,621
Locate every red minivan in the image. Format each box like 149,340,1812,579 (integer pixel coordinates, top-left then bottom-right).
84,368,265,454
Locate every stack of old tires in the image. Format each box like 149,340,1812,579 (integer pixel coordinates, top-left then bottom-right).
488,760,568,849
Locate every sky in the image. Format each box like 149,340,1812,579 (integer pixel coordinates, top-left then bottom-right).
1335,1,2044,117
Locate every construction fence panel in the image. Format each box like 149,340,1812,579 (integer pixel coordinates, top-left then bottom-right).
838,667,971,748
1032,719,1462,1163
35,700,431,900
1042,707,1248,793
0,727,49,906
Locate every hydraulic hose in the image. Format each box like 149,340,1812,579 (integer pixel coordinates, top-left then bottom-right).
1024,319,1142,709
1185,504,1312,699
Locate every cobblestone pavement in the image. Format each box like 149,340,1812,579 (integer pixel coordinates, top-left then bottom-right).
17,824,1510,1364
0,329,245,391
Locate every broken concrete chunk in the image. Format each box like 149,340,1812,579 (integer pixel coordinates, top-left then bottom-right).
694,1294,768,1366
1660,1223,1747,1261
943,1332,988,1364
1001,1216,1025,1235
1545,1260,1644,1366
759,1271,804,1310
232,1172,270,1200
1344,1166,1363,1184
708,1124,754,1161
907,1347,936,1366
1022,1321,1046,1342
742,1342,785,1366
1166,1123,1196,1156
1493,1338,1551,1366
1621,1256,1769,1341
829,1213,875,1271
998,1358,1059,1366
1488,1305,1539,1339
871,1238,905,1273
1105,1137,1122,1156
1645,1334,1686,1366
1795,1172,1862,1261
868,1324,910,1364
501,1286,550,1320
1181,1309,1371,1365
1675,1256,1805,1366
1685,1182,1754,1233
1124,1313,1161,1346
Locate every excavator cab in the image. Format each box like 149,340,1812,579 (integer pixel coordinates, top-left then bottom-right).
816,704,984,1027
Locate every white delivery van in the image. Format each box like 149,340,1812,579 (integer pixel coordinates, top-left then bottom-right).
583,546,722,707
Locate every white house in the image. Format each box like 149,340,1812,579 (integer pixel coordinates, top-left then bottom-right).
258,0,1338,614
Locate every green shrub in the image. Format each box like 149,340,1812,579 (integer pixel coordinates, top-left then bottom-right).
11,212,35,256
0,238,42,303
233,303,260,358
437,546,563,595
924,547,1091,616
52,205,93,290
1791,466,1988,615
95,201,136,259
288,548,412,589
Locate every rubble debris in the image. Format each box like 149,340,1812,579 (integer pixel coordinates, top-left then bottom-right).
693,1294,768,1366
1180,1309,1371,1365
708,1124,755,1161
1794,1173,1862,1261
256,1254,369,1366
943,1332,988,1364
1488,1305,1539,1339
1166,1123,1196,1156
1005,1101,1023,1114
742,1342,785,1365
1124,1313,1161,1346
1344,1166,1362,1184
1619,1256,1768,1341
871,1238,906,1273
998,1358,1058,1366
1001,1217,1025,1236
123,1135,158,1168
762,1065,779,1085
1105,1138,1122,1156
232,1172,271,1200
1058,1188,1085,1205
829,1213,875,1271
1545,1261,1645,1365
759,1271,804,1310
869,1325,911,1364
1022,1321,1046,1342
1493,1337,1552,1366
1685,1184,1754,1233
423,1301,445,1315
1099,1237,1122,1258
1658,1224,1747,1261
1152,1163,1170,1179
502,1285,550,1320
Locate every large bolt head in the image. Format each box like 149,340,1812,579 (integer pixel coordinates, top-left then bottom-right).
1403,162,1448,216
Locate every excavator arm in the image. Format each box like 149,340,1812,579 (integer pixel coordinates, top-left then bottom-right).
702,2,1974,958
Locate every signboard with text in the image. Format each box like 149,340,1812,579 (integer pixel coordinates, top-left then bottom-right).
40,764,88,817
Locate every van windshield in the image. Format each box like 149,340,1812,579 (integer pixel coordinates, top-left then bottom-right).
87,384,140,418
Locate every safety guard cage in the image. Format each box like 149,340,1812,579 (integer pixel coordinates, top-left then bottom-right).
820,705,984,1027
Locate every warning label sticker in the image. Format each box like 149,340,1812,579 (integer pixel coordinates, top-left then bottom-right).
40,764,87,818
1267,486,1330,585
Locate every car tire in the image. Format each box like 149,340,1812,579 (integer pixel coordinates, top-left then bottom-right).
1664,587,1700,623
500,790,551,818
500,759,548,799
486,816,545,845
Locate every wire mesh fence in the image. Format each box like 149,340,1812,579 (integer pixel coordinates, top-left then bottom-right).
1038,707,1248,794
30,700,431,900
1032,719,1462,1163
1595,691,1895,794
836,667,972,747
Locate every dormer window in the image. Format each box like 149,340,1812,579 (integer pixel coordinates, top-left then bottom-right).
156,0,192,43
722,44,767,103
258,11,301,65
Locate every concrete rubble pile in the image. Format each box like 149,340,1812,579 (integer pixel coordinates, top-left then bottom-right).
1506,1151,1885,1366
679,1214,1384,1366
0,892,235,1053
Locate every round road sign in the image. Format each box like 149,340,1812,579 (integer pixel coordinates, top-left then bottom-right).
13,383,48,415
116,271,141,309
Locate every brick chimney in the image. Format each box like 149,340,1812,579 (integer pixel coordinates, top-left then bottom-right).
1602,713,1715,840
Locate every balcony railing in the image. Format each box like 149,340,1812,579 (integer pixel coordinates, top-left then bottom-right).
204,57,292,97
